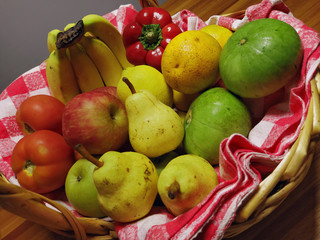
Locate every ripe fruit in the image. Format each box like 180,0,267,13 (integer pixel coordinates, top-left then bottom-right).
158,154,219,216
117,65,173,107
201,24,233,48
16,95,65,135
87,150,159,222
172,89,200,112
183,87,251,165
125,85,184,158
62,90,128,155
219,18,303,98
161,30,221,94
65,159,106,218
11,130,75,193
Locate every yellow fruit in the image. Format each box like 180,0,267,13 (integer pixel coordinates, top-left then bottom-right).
161,30,221,94
173,89,199,112
201,24,233,48
117,65,173,107
158,154,219,216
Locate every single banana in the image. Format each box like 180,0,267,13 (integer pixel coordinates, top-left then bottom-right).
47,29,61,54
68,43,105,92
46,48,80,104
82,14,133,69
79,35,123,87
64,23,75,31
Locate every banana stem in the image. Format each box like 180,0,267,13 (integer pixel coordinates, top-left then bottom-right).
122,77,136,94
56,20,84,49
74,144,103,168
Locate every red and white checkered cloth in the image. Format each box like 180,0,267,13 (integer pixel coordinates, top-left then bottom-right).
1,1,320,239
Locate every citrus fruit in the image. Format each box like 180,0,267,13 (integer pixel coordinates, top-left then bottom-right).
173,89,200,112
161,30,222,94
117,65,173,106
201,24,233,48
219,18,303,98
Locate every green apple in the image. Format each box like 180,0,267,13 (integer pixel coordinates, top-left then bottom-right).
117,65,173,107
183,87,251,165
65,159,106,218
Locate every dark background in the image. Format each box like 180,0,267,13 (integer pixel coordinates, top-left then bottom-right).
0,0,166,93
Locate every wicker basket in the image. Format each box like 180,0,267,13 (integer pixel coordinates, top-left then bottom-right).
1,0,320,239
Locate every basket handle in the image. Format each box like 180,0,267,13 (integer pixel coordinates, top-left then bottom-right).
0,173,115,239
139,0,160,8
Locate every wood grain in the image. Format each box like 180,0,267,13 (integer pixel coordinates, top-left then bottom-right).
162,0,320,32
1,0,320,239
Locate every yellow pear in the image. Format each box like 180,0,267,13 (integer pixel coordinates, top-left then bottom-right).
158,154,219,216
124,78,184,158
75,145,158,222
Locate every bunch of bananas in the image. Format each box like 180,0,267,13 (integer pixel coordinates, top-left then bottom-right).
46,14,133,104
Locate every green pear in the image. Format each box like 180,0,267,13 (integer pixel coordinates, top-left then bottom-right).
158,154,219,216
123,78,184,158
75,145,158,223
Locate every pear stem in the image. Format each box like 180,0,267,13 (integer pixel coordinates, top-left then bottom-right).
168,180,180,200
74,144,103,168
122,77,136,94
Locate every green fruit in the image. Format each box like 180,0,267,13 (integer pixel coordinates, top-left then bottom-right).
183,87,251,165
219,18,303,98
65,159,106,218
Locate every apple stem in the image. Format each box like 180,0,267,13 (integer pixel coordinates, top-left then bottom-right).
122,77,136,94
74,144,103,168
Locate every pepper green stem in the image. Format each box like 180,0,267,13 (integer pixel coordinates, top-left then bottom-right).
139,24,163,50
24,160,35,175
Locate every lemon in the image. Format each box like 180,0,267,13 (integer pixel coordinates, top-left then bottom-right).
201,25,233,48
173,89,199,112
161,30,221,95
117,65,173,107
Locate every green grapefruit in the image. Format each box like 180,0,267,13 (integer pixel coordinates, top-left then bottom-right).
219,18,303,98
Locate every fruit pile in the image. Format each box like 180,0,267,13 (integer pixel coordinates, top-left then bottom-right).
10,6,303,224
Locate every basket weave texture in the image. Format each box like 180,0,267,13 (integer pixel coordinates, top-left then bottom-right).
1,0,320,239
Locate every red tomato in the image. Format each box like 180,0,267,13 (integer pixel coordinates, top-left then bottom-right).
11,130,75,193
16,95,65,135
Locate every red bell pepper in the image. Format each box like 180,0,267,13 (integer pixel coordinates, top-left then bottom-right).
11,130,75,193
122,7,182,71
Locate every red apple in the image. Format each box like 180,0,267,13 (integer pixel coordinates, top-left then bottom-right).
62,90,128,155
16,95,65,135
90,86,117,98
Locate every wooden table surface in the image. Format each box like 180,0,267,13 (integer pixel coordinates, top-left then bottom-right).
1,0,320,239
